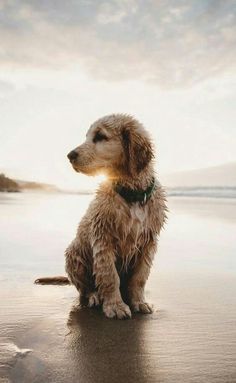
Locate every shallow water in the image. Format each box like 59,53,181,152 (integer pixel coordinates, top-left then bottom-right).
0,192,236,383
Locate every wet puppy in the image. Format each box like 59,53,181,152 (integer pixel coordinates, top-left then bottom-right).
35,114,167,319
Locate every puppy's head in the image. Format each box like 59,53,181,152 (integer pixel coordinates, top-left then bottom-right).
67,114,154,178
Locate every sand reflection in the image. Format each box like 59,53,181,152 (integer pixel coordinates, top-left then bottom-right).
66,303,162,383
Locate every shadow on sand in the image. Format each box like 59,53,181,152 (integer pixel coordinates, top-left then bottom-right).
66,302,162,383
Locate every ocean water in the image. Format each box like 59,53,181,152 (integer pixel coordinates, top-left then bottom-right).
168,186,236,198
0,192,236,383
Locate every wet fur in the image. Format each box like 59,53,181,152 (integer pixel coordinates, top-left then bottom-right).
35,114,167,319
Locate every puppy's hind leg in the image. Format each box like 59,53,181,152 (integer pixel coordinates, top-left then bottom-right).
65,240,100,307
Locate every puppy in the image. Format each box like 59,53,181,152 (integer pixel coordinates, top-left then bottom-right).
35,114,167,319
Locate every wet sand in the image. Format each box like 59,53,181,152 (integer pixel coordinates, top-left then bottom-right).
0,193,236,383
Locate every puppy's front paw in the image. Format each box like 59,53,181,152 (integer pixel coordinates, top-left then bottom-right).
131,301,153,314
87,291,100,307
103,301,132,319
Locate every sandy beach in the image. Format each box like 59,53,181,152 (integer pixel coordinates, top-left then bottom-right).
0,192,236,383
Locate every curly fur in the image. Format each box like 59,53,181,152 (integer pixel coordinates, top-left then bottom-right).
35,114,167,319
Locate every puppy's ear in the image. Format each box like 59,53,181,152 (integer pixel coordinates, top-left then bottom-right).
121,126,153,175
121,127,132,175
132,130,154,173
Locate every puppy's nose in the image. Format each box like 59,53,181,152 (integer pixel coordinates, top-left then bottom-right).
67,150,78,162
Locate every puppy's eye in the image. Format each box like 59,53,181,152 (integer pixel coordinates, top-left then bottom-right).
93,131,108,143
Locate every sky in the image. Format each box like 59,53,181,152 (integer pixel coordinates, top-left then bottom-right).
0,0,236,189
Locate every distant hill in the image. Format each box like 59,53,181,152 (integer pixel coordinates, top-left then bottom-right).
0,173,58,193
16,179,59,192
0,173,20,192
161,162,236,198
162,162,236,188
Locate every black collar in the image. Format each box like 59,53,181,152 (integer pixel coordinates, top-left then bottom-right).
114,177,156,205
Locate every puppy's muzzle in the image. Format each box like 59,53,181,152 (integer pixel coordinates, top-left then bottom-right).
67,150,78,163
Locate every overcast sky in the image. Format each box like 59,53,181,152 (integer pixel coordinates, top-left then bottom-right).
0,0,235,189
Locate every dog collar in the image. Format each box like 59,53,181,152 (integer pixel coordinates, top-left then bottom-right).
114,177,156,205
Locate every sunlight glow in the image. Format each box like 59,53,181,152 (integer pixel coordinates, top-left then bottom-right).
90,174,107,188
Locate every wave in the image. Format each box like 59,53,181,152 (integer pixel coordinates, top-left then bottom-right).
167,187,236,198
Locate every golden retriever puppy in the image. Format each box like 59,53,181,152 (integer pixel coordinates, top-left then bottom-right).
35,114,167,319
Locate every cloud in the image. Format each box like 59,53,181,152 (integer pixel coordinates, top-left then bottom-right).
0,0,235,88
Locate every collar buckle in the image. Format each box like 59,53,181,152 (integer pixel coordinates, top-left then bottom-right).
142,192,147,206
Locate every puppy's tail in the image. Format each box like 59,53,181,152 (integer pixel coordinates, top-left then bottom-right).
34,276,70,285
